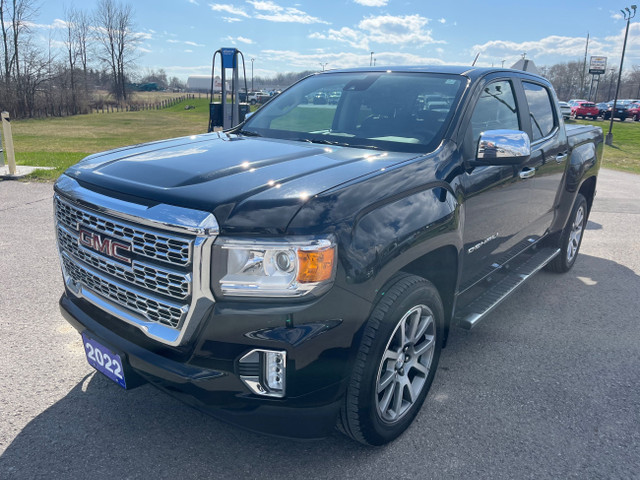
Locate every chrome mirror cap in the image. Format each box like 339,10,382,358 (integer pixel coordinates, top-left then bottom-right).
476,129,531,164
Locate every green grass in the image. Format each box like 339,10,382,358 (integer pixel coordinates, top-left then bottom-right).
3,103,639,181
572,117,640,174
6,99,211,180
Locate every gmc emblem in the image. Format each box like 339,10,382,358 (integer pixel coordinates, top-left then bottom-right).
78,229,132,264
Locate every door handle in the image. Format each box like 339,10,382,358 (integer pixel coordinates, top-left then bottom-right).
519,168,535,179
556,152,568,163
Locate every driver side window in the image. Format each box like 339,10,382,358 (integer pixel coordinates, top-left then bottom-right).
469,80,520,145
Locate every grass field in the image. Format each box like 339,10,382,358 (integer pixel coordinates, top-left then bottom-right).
2,101,639,181
573,117,640,174
6,98,211,180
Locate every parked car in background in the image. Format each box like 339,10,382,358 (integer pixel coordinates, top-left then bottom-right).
558,101,572,119
596,102,611,117
603,103,629,121
626,102,640,121
571,101,599,119
567,99,587,107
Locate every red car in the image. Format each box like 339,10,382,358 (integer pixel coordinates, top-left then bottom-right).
571,101,599,119
626,103,640,121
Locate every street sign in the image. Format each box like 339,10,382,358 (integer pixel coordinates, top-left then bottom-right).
589,56,607,75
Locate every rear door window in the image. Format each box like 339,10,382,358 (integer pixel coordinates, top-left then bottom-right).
523,82,557,141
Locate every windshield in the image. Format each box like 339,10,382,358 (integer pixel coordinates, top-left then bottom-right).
240,71,465,153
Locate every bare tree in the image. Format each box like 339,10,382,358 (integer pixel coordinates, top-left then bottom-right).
94,0,139,102
63,6,79,113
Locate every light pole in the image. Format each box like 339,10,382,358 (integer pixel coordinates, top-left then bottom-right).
251,58,255,92
606,5,636,146
370,52,374,66
319,62,328,71
607,68,616,100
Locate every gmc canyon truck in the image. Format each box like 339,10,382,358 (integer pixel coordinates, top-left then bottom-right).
54,66,602,445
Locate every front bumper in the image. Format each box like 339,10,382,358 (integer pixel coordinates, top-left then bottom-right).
59,284,372,439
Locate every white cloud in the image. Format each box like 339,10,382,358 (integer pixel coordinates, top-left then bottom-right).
225,35,254,45
309,27,369,50
312,14,441,50
358,15,441,45
167,39,181,43
247,0,280,11
471,35,606,60
353,0,388,6
208,3,249,17
247,0,328,24
184,49,193,53
611,11,623,20
223,17,243,23
188,0,199,4
184,40,205,47
259,49,446,71
438,18,446,24
138,47,152,53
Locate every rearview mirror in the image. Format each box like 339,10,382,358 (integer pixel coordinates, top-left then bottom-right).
475,129,531,165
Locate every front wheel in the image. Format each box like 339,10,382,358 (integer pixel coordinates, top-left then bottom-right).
337,274,444,445
546,193,588,273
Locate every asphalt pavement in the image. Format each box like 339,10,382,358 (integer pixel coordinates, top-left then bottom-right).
0,169,638,479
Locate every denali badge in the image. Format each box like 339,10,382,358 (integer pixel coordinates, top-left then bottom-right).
78,229,132,264
468,232,499,254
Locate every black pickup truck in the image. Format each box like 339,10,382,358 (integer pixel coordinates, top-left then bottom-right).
54,66,602,445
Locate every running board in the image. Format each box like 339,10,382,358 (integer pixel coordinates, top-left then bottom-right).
455,248,560,330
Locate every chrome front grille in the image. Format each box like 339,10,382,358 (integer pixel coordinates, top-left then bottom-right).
53,178,218,346
61,254,187,328
55,196,191,266
57,226,191,299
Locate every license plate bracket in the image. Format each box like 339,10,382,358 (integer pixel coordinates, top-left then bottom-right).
81,333,127,389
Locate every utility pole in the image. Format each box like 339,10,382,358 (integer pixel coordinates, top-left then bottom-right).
370,52,374,66
251,58,255,91
608,68,616,100
581,33,590,97
319,62,328,71
606,5,636,146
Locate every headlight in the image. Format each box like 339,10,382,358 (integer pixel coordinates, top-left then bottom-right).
213,236,337,298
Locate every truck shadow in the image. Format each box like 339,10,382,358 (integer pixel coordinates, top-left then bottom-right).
1,253,639,479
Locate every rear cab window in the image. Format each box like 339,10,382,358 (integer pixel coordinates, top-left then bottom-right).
522,82,557,142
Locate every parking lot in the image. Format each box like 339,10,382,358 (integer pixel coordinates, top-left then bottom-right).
0,168,639,479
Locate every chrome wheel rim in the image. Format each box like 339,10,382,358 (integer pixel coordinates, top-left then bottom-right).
567,204,585,263
375,304,436,424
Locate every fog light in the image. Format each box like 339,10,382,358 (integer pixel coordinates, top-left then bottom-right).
238,349,287,398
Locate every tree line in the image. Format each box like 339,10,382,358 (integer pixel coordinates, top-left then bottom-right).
540,61,640,103
0,0,184,118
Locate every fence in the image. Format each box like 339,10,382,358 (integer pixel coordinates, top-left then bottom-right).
90,94,200,114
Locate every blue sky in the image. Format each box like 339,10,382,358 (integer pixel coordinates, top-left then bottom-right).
32,1,640,80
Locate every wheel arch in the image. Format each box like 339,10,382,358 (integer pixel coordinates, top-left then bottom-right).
399,245,458,346
578,175,597,215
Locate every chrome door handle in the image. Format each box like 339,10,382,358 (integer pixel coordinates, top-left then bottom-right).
556,152,568,163
519,168,535,179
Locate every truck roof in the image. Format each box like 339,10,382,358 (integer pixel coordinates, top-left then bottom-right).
322,65,547,82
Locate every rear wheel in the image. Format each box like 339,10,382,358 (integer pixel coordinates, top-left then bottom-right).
337,274,443,446
546,193,588,273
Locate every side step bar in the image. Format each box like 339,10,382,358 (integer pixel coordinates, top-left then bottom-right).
455,247,560,330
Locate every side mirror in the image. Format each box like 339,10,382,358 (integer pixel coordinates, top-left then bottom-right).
244,111,255,121
475,129,531,165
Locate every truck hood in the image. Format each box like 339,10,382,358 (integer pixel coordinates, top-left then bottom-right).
65,133,416,234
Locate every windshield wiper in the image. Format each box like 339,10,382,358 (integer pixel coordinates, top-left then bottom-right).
298,138,380,150
238,130,261,137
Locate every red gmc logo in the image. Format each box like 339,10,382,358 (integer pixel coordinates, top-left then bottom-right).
78,229,132,264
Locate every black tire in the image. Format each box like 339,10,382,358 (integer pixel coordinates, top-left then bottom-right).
546,193,588,273
337,274,444,445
